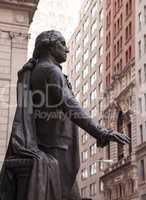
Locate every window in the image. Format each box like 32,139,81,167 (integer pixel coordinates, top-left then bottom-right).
106,73,111,86
140,124,143,143
144,64,146,82
125,26,129,41
115,1,117,14
140,160,145,181
107,51,111,67
99,9,103,21
91,54,97,68
90,143,97,156
127,122,132,154
120,36,123,50
83,18,89,31
129,0,132,11
75,62,80,73
90,72,96,85
91,20,97,34
99,82,103,93
106,0,111,8
120,14,123,28
99,63,103,75
90,182,96,196
126,2,128,16
83,99,88,108
91,38,96,51
81,150,88,161
76,31,80,43
99,45,103,57
138,69,142,85
91,107,97,118
83,50,89,63
117,111,124,160
90,162,97,175
83,82,88,94
106,143,110,159
91,3,97,16
83,34,89,47
144,93,146,111
99,100,102,113
117,18,120,31
126,49,129,63
144,35,146,53
117,40,120,54
76,92,80,101
129,22,132,36
90,89,97,101
144,6,146,24
114,44,117,58
75,76,80,88
81,168,88,180
82,132,88,144
99,180,104,192
106,31,111,48
99,0,103,4
106,11,111,28
99,26,103,39
81,187,87,198
99,159,104,171
138,41,142,59
76,46,81,58
83,66,88,79
129,46,132,60
139,97,142,113
138,12,142,30
120,59,123,71
83,0,90,14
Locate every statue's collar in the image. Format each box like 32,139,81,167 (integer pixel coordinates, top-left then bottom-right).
38,57,63,70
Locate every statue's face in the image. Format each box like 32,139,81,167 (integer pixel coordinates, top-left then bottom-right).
49,32,69,64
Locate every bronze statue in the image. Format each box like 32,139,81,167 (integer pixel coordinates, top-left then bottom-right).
0,30,130,200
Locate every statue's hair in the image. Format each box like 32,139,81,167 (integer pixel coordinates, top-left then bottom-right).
32,30,62,59
20,30,62,73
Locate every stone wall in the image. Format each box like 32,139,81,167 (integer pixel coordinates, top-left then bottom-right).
0,1,38,167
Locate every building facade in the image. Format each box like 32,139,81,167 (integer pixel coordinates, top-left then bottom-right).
67,0,105,199
0,0,38,167
67,0,146,199
100,0,139,200
135,0,146,199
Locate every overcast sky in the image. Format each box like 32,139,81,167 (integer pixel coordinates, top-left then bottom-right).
28,0,83,58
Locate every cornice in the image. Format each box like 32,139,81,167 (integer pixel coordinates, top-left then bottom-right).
100,156,133,180
0,0,39,23
0,29,30,39
136,142,146,156
104,58,135,96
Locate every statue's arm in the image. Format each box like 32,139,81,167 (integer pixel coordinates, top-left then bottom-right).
45,67,130,147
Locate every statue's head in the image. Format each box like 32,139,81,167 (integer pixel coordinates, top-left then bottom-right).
33,30,69,64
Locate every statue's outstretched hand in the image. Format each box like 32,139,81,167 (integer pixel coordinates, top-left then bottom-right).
96,127,131,148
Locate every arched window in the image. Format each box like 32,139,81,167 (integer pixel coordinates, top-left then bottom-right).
125,113,132,155
130,179,135,193
119,184,122,197
108,189,112,200
117,111,124,160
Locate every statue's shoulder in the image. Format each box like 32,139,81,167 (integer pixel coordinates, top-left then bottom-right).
31,61,62,82
35,61,60,73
